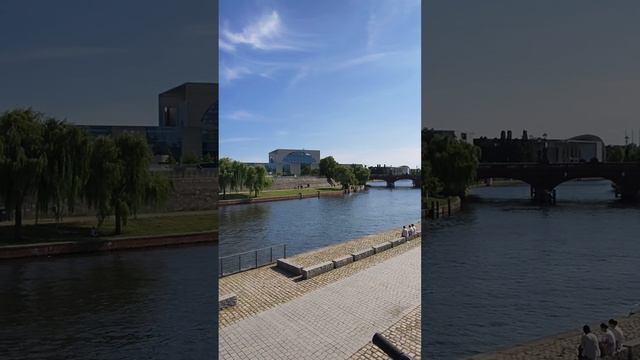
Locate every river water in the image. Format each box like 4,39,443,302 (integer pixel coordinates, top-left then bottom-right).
219,180,420,257
0,243,217,359
423,180,640,359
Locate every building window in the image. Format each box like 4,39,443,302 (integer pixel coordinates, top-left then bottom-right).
163,106,178,127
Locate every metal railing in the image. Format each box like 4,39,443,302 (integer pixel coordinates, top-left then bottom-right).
218,244,286,277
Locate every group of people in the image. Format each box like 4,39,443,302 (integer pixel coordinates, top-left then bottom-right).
579,319,625,360
401,224,417,238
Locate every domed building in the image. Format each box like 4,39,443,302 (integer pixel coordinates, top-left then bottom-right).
542,134,606,163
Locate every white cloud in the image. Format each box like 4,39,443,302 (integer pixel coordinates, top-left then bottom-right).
219,39,236,53
221,65,251,83
222,11,299,51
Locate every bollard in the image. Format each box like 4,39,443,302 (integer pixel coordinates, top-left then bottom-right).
372,333,412,360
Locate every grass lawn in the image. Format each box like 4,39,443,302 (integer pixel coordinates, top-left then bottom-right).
220,187,342,201
0,212,218,246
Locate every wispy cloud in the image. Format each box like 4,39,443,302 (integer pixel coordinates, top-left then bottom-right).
224,110,267,122
0,46,126,63
221,64,252,83
220,137,256,144
221,11,302,52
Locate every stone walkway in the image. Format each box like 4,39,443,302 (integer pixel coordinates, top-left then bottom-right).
350,305,422,360
219,246,421,360
219,226,421,328
469,312,640,359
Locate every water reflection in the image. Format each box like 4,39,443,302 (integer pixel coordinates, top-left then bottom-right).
0,244,217,359
219,180,420,257
423,180,640,359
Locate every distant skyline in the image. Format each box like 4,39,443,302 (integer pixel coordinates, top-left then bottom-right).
424,1,640,146
220,0,421,168
0,0,217,127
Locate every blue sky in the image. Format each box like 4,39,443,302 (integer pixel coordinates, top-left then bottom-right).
425,1,640,145
0,0,217,126
220,0,421,168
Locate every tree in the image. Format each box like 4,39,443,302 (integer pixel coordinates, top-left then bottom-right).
0,109,45,240
85,136,121,229
353,166,370,186
606,146,625,162
244,166,257,196
426,134,479,197
319,156,338,183
218,157,234,199
252,165,270,197
85,133,169,235
335,166,357,189
182,152,199,164
36,119,90,223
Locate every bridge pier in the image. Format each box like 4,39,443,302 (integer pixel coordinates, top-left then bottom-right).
531,186,557,204
616,184,639,202
386,181,395,188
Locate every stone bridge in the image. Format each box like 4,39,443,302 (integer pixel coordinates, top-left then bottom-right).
369,173,421,188
477,162,640,202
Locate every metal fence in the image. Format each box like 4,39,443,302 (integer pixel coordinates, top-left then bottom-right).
219,244,287,277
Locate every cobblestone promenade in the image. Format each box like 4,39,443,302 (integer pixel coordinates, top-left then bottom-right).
469,312,640,359
219,225,421,328
350,305,421,360
219,245,421,359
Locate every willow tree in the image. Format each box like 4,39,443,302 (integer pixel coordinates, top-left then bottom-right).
84,136,121,229
85,133,169,235
218,157,234,199
36,119,90,223
0,109,45,240
252,165,269,197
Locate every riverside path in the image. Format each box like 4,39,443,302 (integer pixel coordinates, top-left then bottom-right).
219,245,421,359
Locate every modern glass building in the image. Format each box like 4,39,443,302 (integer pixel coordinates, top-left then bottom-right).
80,82,218,164
268,149,320,176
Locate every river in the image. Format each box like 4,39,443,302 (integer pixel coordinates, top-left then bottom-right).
422,180,640,359
0,243,217,359
219,180,420,257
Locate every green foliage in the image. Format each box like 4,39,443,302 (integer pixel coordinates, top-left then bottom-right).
201,153,213,163
606,146,625,162
319,156,339,183
0,108,173,239
218,158,271,198
425,134,479,197
0,109,46,239
353,166,370,185
335,166,357,189
182,152,199,164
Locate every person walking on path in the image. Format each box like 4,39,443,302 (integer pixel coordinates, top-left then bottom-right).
608,319,624,352
579,325,601,360
599,323,616,357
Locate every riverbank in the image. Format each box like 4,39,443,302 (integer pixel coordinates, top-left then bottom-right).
0,230,217,259
423,196,462,219
218,187,360,206
219,230,421,359
468,311,640,359
219,224,421,328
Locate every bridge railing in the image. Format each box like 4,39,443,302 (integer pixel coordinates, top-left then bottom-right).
219,244,287,277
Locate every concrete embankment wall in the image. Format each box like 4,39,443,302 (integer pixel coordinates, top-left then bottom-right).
0,231,217,259
219,190,347,207
267,176,332,190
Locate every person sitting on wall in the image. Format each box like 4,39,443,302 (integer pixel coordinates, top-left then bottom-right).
599,322,616,357
401,226,408,238
608,319,624,352
578,325,600,360
411,224,417,237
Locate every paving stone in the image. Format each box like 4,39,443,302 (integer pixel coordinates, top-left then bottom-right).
219,246,421,360
219,293,237,310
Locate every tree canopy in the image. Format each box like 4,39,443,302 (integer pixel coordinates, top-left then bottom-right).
424,134,479,197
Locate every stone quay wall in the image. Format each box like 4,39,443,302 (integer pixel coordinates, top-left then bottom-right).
267,176,332,190
12,168,218,221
